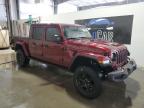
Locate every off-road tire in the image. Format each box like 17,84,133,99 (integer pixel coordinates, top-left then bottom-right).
73,66,102,99
16,49,30,67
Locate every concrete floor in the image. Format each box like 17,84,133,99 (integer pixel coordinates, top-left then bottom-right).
0,60,144,108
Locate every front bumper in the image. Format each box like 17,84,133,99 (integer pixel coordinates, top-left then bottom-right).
107,58,137,82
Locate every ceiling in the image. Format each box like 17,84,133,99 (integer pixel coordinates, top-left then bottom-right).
21,0,144,7
64,0,125,7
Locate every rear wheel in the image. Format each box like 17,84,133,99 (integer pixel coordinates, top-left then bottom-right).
73,66,102,99
16,49,30,67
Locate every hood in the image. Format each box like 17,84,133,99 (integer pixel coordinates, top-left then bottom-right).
67,39,125,53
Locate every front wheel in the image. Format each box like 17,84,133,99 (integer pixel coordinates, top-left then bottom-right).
73,66,102,99
16,49,30,67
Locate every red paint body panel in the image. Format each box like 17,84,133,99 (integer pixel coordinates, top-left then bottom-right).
15,23,128,70
15,38,30,56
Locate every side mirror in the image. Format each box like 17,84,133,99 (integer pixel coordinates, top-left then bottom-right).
54,34,62,43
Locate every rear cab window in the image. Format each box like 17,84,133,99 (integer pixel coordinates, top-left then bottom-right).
32,26,45,40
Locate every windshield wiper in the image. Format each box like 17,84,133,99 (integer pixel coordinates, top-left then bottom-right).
67,37,81,40
67,37,91,40
79,37,91,39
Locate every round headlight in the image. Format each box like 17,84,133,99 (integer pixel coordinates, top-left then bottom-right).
103,59,111,64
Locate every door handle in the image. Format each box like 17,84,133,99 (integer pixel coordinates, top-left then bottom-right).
33,42,36,45
63,47,67,51
45,44,49,47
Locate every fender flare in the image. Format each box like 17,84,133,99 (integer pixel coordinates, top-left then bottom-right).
15,42,29,57
69,53,103,71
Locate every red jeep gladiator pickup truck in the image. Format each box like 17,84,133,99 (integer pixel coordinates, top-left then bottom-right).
14,23,137,99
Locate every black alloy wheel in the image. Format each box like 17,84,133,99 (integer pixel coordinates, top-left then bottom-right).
73,66,102,99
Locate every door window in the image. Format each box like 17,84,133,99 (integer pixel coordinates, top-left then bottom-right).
46,27,61,41
32,27,44,40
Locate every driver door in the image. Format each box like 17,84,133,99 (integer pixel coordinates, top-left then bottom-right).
43,25,64,65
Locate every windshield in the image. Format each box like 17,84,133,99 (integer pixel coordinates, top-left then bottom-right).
63,26,91,39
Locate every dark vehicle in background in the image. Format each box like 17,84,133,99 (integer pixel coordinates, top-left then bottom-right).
14,23,137,99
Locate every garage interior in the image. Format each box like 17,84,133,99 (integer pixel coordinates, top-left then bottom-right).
0,0,144,108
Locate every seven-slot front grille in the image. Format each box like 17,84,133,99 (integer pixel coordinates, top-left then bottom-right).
112,48,128,65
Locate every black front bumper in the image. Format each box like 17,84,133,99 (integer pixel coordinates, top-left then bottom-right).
107,58,137,82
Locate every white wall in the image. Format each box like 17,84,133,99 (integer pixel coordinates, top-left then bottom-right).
43,2,144,67
19,0,53,19
58,3,77,14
